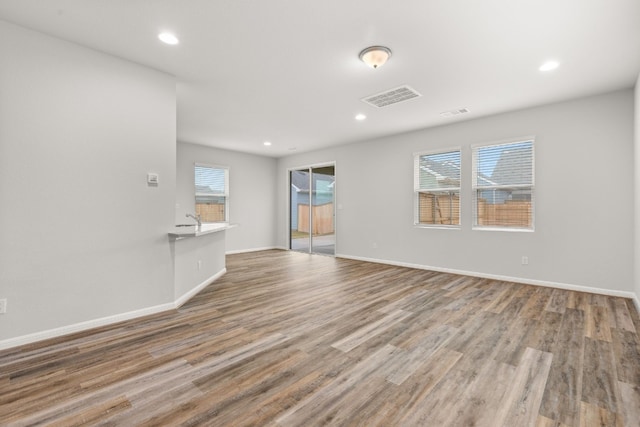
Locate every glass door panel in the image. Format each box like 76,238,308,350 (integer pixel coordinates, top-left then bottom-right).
289,164,335,255
310,166,335,255
290,169,310,252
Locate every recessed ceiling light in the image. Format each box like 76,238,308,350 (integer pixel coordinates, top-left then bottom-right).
263,141,272,146
539,61,559,72
158,32,179,45
355,114,367,121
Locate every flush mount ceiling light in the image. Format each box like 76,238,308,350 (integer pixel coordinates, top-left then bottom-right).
359,46,392,69
158,32,179,45
355,114,367,121
263,141,272,146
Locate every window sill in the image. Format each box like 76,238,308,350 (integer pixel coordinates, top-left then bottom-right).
414,224,461,230
472,226,534,233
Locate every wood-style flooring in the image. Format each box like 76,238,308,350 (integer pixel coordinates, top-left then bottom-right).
1,250,640,426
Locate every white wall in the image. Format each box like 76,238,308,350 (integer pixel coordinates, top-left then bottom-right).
0,21,177,341
172,231,226,301
176,142,278,252
635,73,640,302
277,90,635,294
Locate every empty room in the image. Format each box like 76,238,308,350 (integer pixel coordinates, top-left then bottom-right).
1,1,640,426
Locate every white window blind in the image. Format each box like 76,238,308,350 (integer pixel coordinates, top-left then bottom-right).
414,148,461,226
472,139,534,230
194,163,229,223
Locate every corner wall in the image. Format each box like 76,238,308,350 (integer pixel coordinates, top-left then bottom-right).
176,142,278,253
635,73,640,306
277,90,635,295
0,20,177,342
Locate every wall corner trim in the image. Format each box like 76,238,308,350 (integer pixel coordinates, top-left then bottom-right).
0,268,227,351
175,268,226,308
632,293,640,315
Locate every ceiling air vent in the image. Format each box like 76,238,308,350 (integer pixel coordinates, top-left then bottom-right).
440,108,470,118
361,85,422,108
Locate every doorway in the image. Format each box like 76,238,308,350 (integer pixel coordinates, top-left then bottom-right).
289,164,335,255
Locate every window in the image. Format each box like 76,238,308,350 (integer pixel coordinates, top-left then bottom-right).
194,163,229,223
414,148,461,226
472,139,534,230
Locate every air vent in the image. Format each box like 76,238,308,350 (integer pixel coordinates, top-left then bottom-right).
361,85,422,108
440,108,470,118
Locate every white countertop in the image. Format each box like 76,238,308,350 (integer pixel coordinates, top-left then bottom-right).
168,222,236,239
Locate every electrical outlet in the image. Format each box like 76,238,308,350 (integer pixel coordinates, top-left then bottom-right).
198,260,202,271
372,242,378,249
521,256,529,265
0,299,7,314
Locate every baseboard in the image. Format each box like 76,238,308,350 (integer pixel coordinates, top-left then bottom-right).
336,253,639,301
0,302,175,351
0,269,228,352
225,246,279,255
175,268,226,308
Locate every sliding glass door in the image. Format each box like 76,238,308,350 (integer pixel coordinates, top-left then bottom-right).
289,164,335,255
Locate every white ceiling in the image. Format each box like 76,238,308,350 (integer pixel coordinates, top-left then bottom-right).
1,0,639,157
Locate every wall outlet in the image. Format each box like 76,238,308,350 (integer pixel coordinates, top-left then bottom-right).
198,260,202,271
372,242,378,249
521,256,529,265
0,299,6,314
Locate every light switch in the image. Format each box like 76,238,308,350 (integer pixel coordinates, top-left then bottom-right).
147,173,159,185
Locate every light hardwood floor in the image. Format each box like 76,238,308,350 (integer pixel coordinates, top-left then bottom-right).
1,250,639,426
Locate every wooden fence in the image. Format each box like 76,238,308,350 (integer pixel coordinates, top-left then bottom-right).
196,203,225,222
418,193,460,225
418,193,531,227
477,199,531,227
297,203,334,235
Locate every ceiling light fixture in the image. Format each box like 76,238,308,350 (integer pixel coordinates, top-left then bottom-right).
263,141,272,146
359,46,392,69
539,60,559,72
355,114,367,121
158,32,179,45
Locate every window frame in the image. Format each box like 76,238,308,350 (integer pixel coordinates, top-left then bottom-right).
471,137,535,232
194,162,229,223
413,147,462,229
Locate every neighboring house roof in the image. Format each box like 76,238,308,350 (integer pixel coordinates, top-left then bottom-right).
195,184,225,195
490,146,533,186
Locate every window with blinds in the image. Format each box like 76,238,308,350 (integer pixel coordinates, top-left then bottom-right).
414,148,461,226
194,163,229,223
472,139,534,230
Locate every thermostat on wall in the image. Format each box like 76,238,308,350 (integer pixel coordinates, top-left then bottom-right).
147,173,159,186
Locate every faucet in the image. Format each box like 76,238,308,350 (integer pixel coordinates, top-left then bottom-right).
186,213,202,227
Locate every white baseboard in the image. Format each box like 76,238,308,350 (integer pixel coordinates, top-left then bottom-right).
336,253,640,301
175,268,226,308
225,246,279,255
0,269,228,352
3,255,638,352
0,302,175,351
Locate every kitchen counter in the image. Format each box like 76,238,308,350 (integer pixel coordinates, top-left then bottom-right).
168,222,236,239
169,222,237,306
